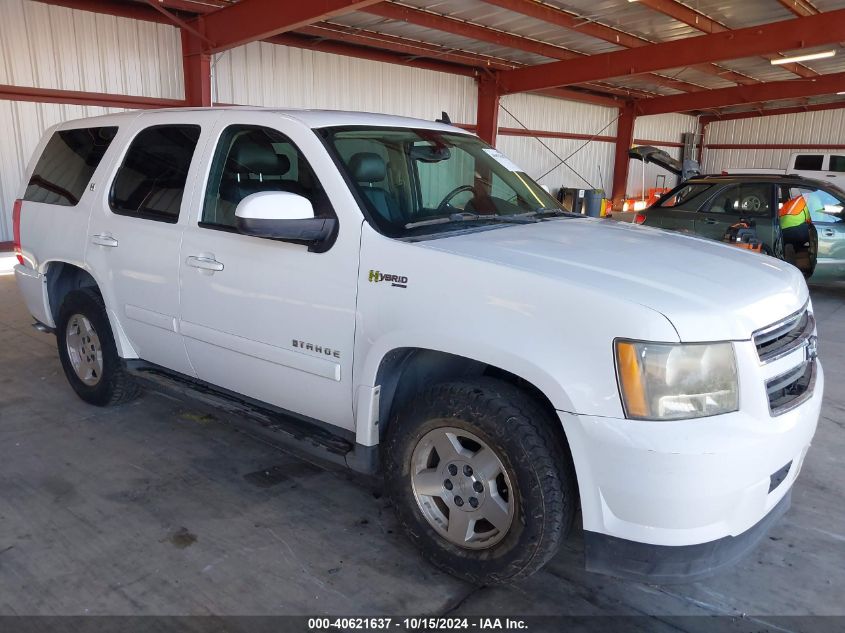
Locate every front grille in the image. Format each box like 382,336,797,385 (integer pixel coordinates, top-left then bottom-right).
766,360,816,416
753,306,814,364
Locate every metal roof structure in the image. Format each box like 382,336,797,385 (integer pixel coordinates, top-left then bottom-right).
5,0,845,206
21,0,845,118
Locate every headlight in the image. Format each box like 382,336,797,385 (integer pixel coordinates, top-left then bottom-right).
615,340,738,420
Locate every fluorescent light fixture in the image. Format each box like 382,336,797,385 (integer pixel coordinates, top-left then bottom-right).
771,50,836,65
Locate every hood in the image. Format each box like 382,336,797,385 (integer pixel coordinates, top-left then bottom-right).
418,218,808,342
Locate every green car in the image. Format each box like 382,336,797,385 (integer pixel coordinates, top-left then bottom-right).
637,175,845,280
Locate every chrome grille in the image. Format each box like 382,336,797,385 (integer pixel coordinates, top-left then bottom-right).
766,360,816,416
753,306,814,364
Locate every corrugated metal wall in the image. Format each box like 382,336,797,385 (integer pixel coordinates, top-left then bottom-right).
703,109,845,172
212,41,477,123
496,93,618,193
626,114,697,199
0,0,181,241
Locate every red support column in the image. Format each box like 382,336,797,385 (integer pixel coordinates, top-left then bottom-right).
611,102,636,210
476,74,500,146
181,28,212,107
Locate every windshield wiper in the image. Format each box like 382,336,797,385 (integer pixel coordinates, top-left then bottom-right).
526,207,584,219
404,211,538,229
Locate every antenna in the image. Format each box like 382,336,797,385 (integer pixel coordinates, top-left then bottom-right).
436,111,452,125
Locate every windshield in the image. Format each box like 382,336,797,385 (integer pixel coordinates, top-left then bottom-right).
653,182,715,208
319,126,564,238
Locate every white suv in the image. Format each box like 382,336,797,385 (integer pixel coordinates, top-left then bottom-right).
13,107,822,584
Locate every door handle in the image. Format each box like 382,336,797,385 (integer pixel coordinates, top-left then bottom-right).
90,234,118,248
822,228,835,237
826,174,837,178
703,218,718,225
186,255,224,272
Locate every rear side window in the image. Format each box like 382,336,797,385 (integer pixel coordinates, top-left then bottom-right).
793,154,824,171
25,127,117,206
829,155,845,172
654,183,714,208
110,124,200,223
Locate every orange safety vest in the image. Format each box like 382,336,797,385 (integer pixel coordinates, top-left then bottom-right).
779,196,812,230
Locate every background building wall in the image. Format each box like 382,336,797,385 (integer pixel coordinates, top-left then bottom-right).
0,0,180,241
703,109,845,173
626,113,698,202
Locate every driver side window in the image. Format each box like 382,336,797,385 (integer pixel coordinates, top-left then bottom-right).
706,183,772,215
202,124,333,230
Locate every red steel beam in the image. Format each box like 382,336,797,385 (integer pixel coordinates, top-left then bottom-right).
700,100,845,123
634,0,816,79
0,84,187,108
266,33,477,77
612,103,636,209
181,30,211,106
199,0,385,53
363,3,584,61
636,72,845,115
33,0,173,23
299,23,519,71
476,75,500,145
366,3,701,94
479,0,706,92
499,10,845,94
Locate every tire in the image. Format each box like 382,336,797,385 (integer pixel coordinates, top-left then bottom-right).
382,378,576,585
56,288,140,406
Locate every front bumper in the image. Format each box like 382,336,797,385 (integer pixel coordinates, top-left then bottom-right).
559,351,822,582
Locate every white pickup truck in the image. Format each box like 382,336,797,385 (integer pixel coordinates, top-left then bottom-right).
14,107,822,585
723,151,845,184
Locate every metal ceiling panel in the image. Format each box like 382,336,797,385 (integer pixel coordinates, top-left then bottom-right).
673,0,796,28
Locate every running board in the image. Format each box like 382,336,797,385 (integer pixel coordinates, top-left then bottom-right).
124,361,377,475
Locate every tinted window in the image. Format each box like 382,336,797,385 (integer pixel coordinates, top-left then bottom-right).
829,155,845,172
793,154,824,171
202,125,334,229
110,125,200,223
707,183,772,215
654,183,714,208
25,127,117,206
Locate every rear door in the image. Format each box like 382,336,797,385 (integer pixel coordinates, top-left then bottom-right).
695,182,775,242
641,182,715,232
825,155,845,185
85,112,218,375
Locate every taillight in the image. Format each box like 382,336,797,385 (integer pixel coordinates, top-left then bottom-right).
634,212,646,225
12,198,24,265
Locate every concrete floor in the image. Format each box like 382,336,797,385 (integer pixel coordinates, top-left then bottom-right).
0,266,844,623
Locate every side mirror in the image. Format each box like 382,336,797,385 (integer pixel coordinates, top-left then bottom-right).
235,192,336,244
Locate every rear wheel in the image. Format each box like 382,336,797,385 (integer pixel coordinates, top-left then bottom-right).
383,378,576,585
56,288,140,406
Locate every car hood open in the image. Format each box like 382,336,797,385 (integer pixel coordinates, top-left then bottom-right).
419,218,808,342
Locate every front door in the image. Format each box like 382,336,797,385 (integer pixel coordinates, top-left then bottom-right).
780,183,845,280
86,113,216,375
695,182,775,244
178,113,360,429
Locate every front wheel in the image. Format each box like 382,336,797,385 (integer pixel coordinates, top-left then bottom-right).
383,379,576,585
56,288,140,406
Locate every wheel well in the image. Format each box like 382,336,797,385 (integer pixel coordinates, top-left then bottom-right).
375,348,561,441
45,262,99,323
